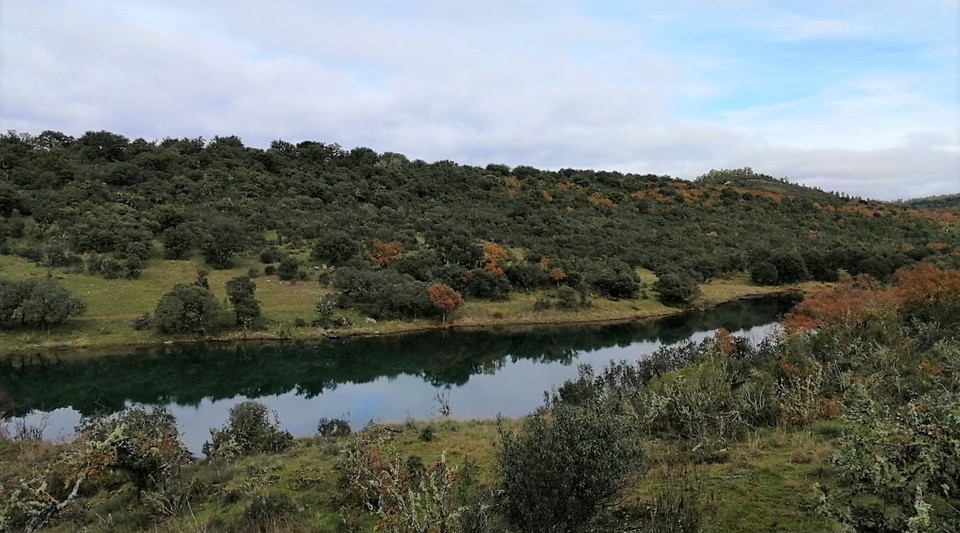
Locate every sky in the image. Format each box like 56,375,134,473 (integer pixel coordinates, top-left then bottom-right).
1,0,958,200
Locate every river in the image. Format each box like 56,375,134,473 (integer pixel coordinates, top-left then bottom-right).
0,295,795,454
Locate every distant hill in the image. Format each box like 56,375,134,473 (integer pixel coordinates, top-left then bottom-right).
903,193,960,210
1,130,958,299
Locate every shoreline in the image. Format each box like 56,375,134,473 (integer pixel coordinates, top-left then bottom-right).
0,287,807,360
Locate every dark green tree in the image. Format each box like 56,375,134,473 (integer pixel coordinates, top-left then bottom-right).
750,261,779,285
769,252,809,284
277,255,300,281
161,225,194,260
154,283,227,334
199,219,246,269
311,231,357,265
653,272,701,305
10,277,87,330
226,275,262,329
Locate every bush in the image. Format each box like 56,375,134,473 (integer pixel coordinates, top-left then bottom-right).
77,406,190,498
817,392,960,532
653,272,701,305
258,247,283,264
0,277,86,330
203,401,293,458
153,283,228,334
750,261,779,285
317,417,352,438
497,399,644,533
461,269,512,300
277,255,300,281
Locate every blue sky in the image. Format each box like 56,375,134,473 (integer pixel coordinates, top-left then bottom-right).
1,0,957,199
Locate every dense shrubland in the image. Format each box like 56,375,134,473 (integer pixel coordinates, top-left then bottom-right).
2,131,959,335
2,263,957,531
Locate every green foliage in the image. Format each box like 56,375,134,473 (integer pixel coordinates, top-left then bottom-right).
750,261,779,285
199,218,247,269
316,417,352,437
768,251,809,284
0,276,86,330
588,259,640,299
497,398,644,532
277,255,300,281
225,275,262,329
160,224,193,260
333,266,434,319
153,283,228,334
461,269,512,300
818,392,960,532
202,400,293,459
653,272,702,305
311,231,357,265
77,406,190,498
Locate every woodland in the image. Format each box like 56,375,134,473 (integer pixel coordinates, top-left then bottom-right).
0,130,958,341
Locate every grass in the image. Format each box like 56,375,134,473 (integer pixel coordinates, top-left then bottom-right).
3,417,842,533
0,253,826,356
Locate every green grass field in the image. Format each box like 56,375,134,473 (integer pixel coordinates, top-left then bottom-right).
0,255,828,356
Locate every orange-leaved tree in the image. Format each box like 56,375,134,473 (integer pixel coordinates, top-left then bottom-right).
482,242,509,278
366,240,405,266
428,283,463,323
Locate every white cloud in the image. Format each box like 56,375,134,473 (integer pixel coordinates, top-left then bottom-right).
0,0,956,200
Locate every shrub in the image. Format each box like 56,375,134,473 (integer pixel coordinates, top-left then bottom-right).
77,406,190,499
277,255,300,281
153,283,228,334
817,392,960,532
750,261,779,285
317,417,352,438
497,399,644,533
0,277,86,330
258,247,283,264
653,272,701,305
203,401,293,458
338,429,464,533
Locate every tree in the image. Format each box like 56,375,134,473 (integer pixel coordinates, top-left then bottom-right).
653,272,701,305
277,255,300,281
769,252,809,284
154,283,227,334
750,261,779,285
312,231,357,265
161,224,194,260
366,240,405,266
0,277,87,330
427,283,462,322
199,219,246,269
226,275,262,328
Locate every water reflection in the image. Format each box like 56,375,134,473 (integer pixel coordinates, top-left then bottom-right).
1,296,794,453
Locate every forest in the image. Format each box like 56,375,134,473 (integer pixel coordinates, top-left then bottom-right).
1,129,958,346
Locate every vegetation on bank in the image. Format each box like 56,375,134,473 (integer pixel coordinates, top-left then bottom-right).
0,253,820,355
2,131,959,352
1,263,957,532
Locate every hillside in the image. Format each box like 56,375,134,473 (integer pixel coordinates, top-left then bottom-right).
1,130,959,350
903,192,960,210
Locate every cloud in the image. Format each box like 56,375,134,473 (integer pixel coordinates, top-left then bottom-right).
1,0,956,200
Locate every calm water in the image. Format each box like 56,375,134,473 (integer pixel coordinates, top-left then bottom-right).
0,296,794,454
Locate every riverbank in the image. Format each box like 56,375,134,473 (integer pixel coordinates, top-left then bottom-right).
0,254,830,358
